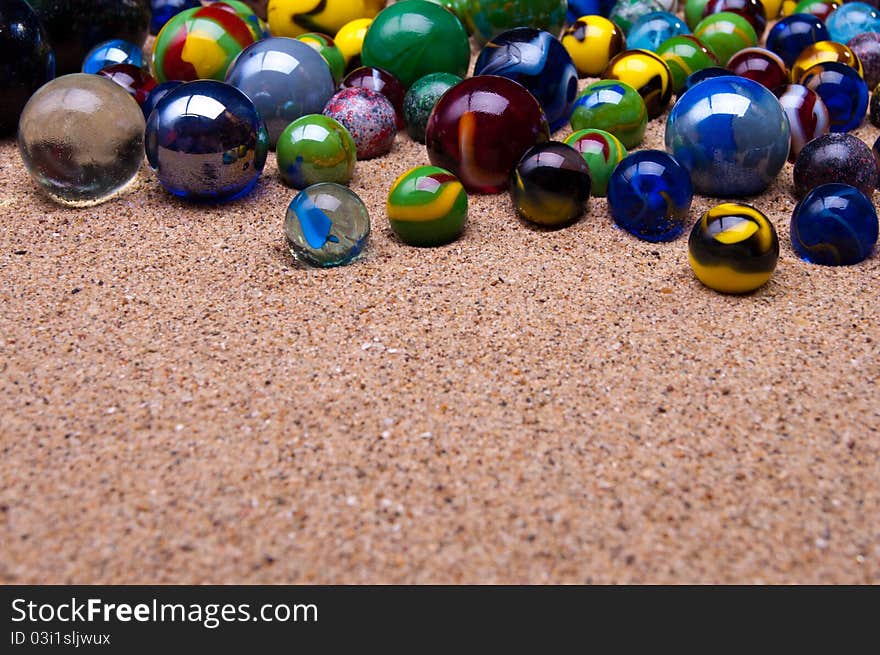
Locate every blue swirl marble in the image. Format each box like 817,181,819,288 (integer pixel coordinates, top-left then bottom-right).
664,75,791,197
800,61,869,133
284,183,371,267
791,183,878,265
474,27,579,132
826,2,880,44
627,12,690,52
81,39,144,74
766,14,830,68
607,149,694,242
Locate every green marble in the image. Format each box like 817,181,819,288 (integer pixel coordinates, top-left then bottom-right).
297,32,346,85
403,72,462,144
361,0,470,88
693,12,758,66
656,35,719,93
387,165,467,246
462,0,567,43
684,0,712,30
276,114,357,189
570,80,648,149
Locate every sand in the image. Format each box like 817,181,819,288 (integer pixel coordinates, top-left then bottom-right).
1,35,879,584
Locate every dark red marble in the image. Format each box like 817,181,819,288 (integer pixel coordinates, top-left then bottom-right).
97,63,157,106
727,47,789,90
340,66,406,130
425,75,551,194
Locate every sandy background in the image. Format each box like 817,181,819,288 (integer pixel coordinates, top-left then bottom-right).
1,27,879,583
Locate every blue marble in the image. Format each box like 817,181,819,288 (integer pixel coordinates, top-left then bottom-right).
799,61,869,132
81,39,143,74
791,183,878,265
627,12,690,51
826,3,880,44
607,149,694,241
682,66,730,92
766,14,831,68
150,0,200,35
474,27,579,133
225,37,336,149
665,75,791,196
284,183,371,267
141,80,182,120
145,80,268,201
567,0,616,20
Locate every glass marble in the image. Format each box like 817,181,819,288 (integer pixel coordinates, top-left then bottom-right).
607,149,694,241
609,0,664,33
0,0,55,136
665,75,791,196
151,0,201,35
323,87,396,159
386,165,468,246
403,72,462,144
848,32,880,89
152,5,255,83
791,0,840,22
82,39,144,74
602,49,673,118
267,0,384,38
567,0,617,21
790,182,878,264
214,0,268,41
685,0,712,28
790,40,863,83
225,37,335,149
341,66,406,130
682,64,731,90
361,0,470,88
425,75,551,194
285,183,370,267
693,11,758,65
474,28,579,132
774,83,831,161
766,13,831,68
688,202,779,294
655,35,719,93
334,17,373,71
145,80,268,200
141,80,183,120
297,32,347,84
561,15,627,78
626,12,690,52
564,129,628,196
276,114,357,188
511,142,592,226
799,61,869,132
96,64,157,107
18,74,145,206
792,133,876,197
726,47,789,89
826,2,880,44
570,80,648,148
28,0,150,75
462,0,568,44
701,0,767,37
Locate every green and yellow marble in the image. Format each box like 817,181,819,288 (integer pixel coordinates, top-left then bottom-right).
387,166,467,247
